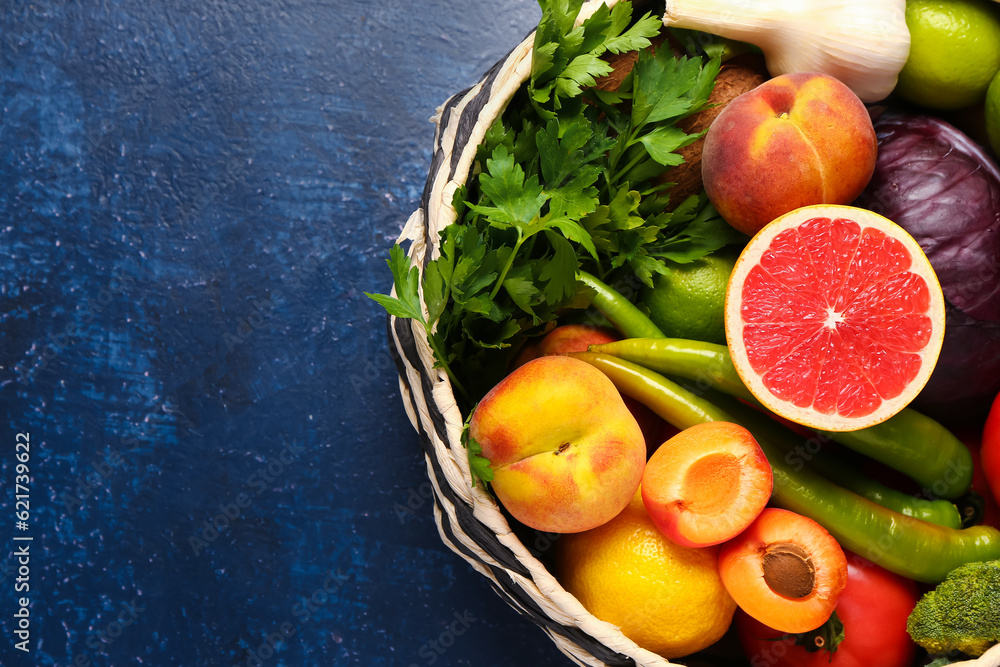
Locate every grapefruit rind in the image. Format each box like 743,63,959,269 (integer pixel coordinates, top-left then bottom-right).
724,205,946,432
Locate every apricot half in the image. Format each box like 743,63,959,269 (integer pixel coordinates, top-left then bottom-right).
719,508,848,634
641,421,772,547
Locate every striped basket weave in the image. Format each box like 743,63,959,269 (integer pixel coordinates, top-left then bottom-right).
384,3,1000,666
385,2,683,665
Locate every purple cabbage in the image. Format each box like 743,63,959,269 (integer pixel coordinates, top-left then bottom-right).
855,109,1000,421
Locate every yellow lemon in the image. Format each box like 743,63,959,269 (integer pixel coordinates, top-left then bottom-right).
895,0,1000,109
555,492,736,659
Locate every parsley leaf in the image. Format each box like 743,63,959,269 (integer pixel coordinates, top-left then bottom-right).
536,116,612,229
464,434,494,488
631,47,720,127
468,146,548,228
369,0,735,411
639,125,699,166
646,197,748,264
529,0,660,117
539,230,579,304
459,408,494,488
365,245,426,324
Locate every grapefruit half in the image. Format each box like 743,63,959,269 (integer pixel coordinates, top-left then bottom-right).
724,205,946,432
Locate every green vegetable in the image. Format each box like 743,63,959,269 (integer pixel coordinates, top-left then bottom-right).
569,351,726,428
369,0,744,407
460,406,494,488
907,560,1000,657
574,270,664,339
529,0,660,118
830,410,973,501
714,392,963,529
365,245,470,396
768,450,999,585
590,337,974,499
568,351,1000,583
589,336,753,399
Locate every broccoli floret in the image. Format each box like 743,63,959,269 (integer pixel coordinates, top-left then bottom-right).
907,559,1000,657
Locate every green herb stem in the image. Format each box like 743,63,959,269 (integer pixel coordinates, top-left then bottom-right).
490,231,525,301
427,333,469,402
604,127,639,192
610,147,648,186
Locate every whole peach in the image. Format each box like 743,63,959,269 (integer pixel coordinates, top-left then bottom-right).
702,72,877,236
469,355,646,533
510,324,664,453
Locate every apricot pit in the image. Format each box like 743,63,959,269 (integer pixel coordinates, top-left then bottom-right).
761,543,815,599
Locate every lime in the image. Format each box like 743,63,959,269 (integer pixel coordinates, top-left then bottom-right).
894,0,1000,110
641,249,739,345
987,70,1000,156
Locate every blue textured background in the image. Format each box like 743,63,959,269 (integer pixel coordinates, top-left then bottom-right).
0,1,591,665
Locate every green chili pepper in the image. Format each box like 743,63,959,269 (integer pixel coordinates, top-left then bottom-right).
589,336,752,400
568,351,1000,583
569,351,724,428
574,271,664,339
828,411,973,501
590,337,974,500
767,449,1000,584
712,392,962,529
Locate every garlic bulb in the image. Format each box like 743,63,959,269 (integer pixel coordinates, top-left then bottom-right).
662,0,911,103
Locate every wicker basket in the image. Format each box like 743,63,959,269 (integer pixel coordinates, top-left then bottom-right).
386,3,683,665
385,3,1000,665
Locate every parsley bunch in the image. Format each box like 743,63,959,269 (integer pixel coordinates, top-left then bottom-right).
370,0,743,408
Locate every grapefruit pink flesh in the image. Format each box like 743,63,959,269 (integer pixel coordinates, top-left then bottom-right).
726,206,945,431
